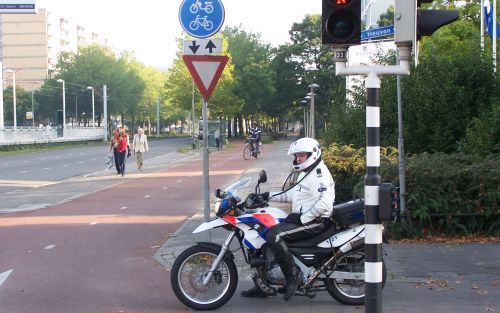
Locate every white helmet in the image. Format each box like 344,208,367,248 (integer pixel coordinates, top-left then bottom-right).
288,137,321,171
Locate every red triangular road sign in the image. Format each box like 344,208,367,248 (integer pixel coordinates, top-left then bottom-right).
183,55,229,102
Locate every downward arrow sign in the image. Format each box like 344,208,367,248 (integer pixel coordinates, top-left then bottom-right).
189,41,200,54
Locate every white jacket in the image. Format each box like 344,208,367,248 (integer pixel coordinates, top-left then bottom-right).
132,134,149,153
270,160,335,224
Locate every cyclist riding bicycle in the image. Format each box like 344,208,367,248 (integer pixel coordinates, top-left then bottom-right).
248,122,262,158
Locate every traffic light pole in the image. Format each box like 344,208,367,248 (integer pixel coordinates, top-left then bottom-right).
334,44,411,313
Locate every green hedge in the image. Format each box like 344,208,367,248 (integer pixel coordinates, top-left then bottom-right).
322,144,500,236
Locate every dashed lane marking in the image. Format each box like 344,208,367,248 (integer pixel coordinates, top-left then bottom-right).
44,245,56,250
0,269,13,287
120,206,128,210
89,221,98,225
144,195,151,198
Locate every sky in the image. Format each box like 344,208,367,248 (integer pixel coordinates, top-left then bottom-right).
37,0,322,70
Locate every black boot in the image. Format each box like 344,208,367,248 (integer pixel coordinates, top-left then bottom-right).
275,241,301,301
240,286,268,298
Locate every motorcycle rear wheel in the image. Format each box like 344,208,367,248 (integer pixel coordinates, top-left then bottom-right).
170,245,238,310
325,250,387,305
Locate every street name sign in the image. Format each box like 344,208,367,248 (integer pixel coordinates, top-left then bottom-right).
183,55,228,101
361,25,394,41
183,38,222,55
179,0,225,38
0,0,35,13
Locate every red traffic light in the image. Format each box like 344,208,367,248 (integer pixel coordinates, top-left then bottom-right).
322,0,361,45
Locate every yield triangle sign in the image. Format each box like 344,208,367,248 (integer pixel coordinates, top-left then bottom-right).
183,55,229,101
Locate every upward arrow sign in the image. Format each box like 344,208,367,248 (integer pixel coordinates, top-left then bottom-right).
183,55,229,101
205,40,217,53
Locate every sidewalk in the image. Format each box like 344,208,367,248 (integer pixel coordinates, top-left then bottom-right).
156,139,500,313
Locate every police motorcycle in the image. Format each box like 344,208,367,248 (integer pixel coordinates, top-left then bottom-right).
170,170,391,310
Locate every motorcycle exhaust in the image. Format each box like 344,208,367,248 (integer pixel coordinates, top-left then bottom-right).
301,237,364,289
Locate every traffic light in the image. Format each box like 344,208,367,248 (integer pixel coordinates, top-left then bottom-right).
379,183,400,221
417,0,459,40
322,0,361,46
395,0,459,45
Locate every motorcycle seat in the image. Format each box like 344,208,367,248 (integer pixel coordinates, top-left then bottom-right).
288,224,336,248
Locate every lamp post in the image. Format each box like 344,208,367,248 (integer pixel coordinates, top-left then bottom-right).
56,79,66,136
87,86,95,128
300,99,308,137
6,69,17,131
304,95,311,137
308,83,319,139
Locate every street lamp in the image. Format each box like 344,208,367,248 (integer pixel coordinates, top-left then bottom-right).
6,69,17,131
308,83,320,139
87,86,95,128
56,79,66,136
300,99,308,137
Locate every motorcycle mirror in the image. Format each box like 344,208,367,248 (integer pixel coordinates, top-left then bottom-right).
258,170,267,184
215,188,222,198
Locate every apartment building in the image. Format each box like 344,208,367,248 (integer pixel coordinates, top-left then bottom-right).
0,8,109,91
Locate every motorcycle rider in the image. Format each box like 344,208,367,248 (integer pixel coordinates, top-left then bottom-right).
241,137,335,301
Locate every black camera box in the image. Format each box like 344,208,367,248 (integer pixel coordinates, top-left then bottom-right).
332,199,364,227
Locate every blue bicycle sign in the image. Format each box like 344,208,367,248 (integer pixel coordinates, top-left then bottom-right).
179,0,225,38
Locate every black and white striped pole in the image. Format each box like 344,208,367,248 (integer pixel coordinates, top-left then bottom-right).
333,45,411,313
364,72,383,313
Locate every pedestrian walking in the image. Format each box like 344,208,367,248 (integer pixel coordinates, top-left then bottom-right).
214,128,221,151
116,127,130,177
132,127,148,171
109,128,120,174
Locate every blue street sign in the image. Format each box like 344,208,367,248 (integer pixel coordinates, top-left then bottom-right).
361,25,394,41
179,0,225,39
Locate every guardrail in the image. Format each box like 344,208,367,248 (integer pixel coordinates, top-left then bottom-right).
0,127,106,146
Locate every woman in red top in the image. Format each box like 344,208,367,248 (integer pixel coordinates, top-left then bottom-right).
116,127,130,176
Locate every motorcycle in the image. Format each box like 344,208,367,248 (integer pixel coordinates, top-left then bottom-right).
170,170,387,310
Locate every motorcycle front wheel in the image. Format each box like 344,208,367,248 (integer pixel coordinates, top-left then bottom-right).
170,245,238,310
325,249,387,305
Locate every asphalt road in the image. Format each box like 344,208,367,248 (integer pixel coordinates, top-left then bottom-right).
0,139,260,313
0,137,191,193
0,137,193,213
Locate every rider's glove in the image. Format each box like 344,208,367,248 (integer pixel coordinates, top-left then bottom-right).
260,192,269,201
284,213,302,225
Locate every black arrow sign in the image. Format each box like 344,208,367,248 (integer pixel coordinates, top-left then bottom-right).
189,41,200,54
205,40,217,53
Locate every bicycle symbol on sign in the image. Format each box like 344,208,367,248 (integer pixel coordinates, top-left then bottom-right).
189,15,214,31
189,0,213,14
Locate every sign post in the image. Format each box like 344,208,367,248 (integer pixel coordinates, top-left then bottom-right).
179,0,226,223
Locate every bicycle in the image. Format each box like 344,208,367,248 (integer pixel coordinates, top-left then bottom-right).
243,138,263,160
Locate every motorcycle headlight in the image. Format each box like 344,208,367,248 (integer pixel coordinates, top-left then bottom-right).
215,198,232,216
213,200,221,215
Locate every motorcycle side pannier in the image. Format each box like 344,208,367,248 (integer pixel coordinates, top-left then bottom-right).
332,199,364,227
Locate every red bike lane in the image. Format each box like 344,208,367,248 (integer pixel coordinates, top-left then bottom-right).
0,140,265,313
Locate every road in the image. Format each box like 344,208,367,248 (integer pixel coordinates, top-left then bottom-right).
0,139,263,313
0,137,194,213
0,137,191,194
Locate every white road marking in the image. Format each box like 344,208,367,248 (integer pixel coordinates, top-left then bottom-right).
162,187,168,190
78,162,83,164
63,164,68,167
120,206,128,210
20,171,28,174
176,179,182,183
0,269,13,287
89,221,98,225
44,245,56,250
144,195,151,198
43,168,50,170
